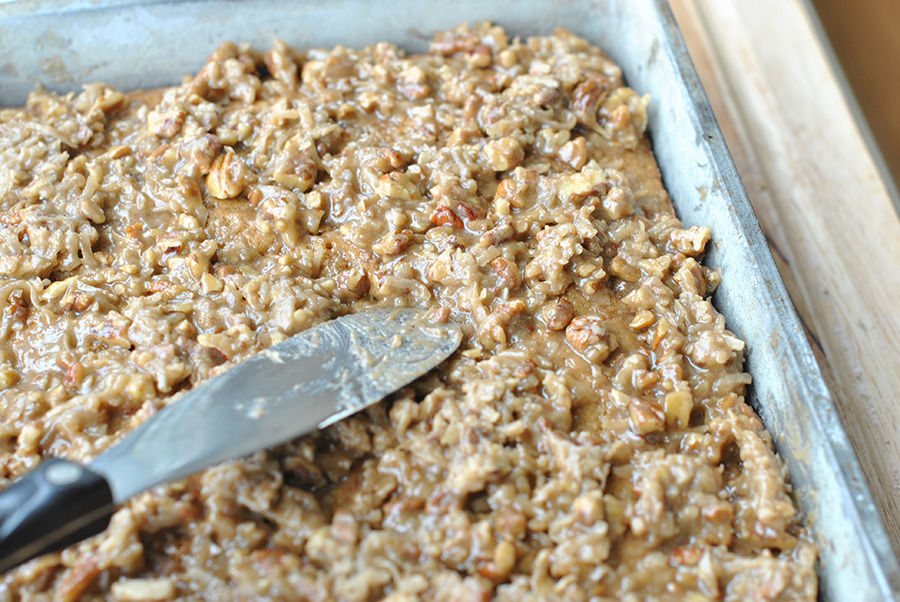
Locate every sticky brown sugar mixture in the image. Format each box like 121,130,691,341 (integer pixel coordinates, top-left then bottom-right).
0,23,816,602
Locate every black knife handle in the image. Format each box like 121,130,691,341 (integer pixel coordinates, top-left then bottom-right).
0,458,114,574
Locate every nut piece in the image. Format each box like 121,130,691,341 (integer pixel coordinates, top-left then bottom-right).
559,136,588,170
468,44,494,69
664,389,693,428
479,540,517,580
483,137,525,172
477,299,527,349
206,151,252,199
480,222,515,246
200,273,223,295
490,257,522,289
669,546,703,567
372,230,411,256
0,364,19,390
558,168,609,203
571,78,610,133
609,255,640,282
572,492,604,525
379,147,408,170
110,578,175,601
674,258,707,297
60,291,94,313
669,225,711,257
630,310,655,330
541,298,574,331
147,109,186,139
629,398,666,435
430,205,464,229
602,186,636,220
183,134,222,174
565,315,617,363
398,66,432,100
273,150,318,192
331,508,359,544
337,269,370,299
376,172,419,201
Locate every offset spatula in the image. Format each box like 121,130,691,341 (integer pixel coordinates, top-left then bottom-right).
0,308,461,573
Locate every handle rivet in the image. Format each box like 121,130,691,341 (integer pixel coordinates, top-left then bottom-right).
45,463,83,485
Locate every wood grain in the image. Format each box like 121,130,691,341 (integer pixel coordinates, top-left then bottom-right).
811,0,900,191
669,0,900,552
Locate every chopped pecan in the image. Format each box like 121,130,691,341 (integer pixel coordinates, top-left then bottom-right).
431,29,478,56
669,545,703,566
372,230,412,256
378,147,407,170
566,315,617,363
664,389,693,428
490,257,522,289
668,225,711,257
480,222,514,246
273,150,317,192
571,77,611,133
337,269,370,299
468,44,493,68
477,299,526,348
430,205,464,229
207,151,253,199
609,255,640,282
602,186,636,220
330,509,359,544
59,557,101,602
110,578,176,601
478,540,516,580
559,136,587,170
5,289,28,322
183,134,222,174
483,136,524,172
147,108,186,139
629,398,666,435
398,66,431,100
542,298,575,331
264,40,299,86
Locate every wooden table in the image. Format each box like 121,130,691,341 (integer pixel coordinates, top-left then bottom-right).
670,0,900,554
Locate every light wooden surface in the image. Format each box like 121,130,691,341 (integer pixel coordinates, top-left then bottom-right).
670,0,900,553
812,0,900,190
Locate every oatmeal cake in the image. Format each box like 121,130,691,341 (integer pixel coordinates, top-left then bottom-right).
0,22,817,601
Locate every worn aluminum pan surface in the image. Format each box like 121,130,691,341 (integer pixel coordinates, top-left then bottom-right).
1,0,898,599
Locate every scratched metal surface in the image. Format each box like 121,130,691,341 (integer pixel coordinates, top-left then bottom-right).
1,0,898,598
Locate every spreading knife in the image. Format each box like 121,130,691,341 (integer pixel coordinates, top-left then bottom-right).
0,308,462,573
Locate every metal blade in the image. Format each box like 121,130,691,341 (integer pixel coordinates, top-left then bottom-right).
88,309,461,504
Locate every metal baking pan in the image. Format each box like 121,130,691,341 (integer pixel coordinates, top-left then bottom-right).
2,0,898,599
